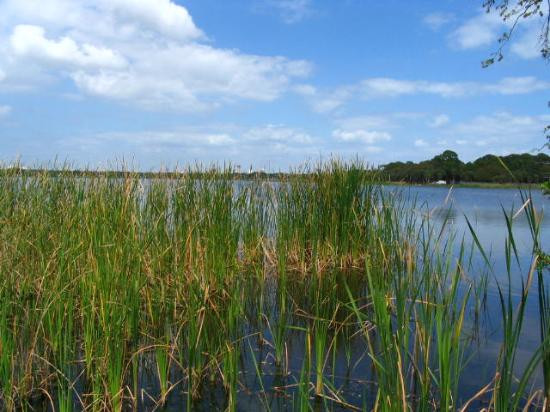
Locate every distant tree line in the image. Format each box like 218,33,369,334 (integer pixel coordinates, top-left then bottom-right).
2,151,549,184
382,150,550,184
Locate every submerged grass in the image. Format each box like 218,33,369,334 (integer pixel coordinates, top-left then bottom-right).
0,161,546,410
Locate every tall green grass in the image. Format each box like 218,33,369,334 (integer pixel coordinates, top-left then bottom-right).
0,161,546,410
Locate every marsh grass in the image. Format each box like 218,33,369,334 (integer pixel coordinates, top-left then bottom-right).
0,161,546,410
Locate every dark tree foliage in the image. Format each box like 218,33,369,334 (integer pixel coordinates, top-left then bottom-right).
431,150,464,183
382,151,550,184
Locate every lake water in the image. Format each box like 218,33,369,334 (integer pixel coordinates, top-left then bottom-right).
397,185,548,266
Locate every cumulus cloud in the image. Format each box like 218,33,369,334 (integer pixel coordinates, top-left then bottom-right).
450,7,548,60
311,91,352,113
10,25,127,69
450,12,502,49
300,76,549,113
0,0,311,111
124,131,234,147
243,124,313,144
57,123,323,169
361,78,421,97
332,128,391,144
485,76,549,94
87,131,236,150
334,112,548,161
361,77,550,98
294,84,354,113
451,112,549,140
69,46,310,110
421,112,550,156
100,0,203,40
86,124,316,152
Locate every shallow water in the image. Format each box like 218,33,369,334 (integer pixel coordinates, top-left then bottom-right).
396,186,548,265
391,185,549,406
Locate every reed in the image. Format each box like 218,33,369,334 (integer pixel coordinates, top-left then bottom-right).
0,161,546,410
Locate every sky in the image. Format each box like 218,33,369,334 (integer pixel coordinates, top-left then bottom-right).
0,0,548,171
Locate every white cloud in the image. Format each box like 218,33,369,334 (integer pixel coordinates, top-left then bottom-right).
100,0,203,40
361,78,420,97
450,8,548,60
293,84,317,96
90,130,236,148
75,124,317,154
450,12,501,49
398,113,549,159
11,25,127,69
57,123,323,169
311,90,351,113
263,0,313,24
452,112,548,139
0,105,11,117
334,112,549,162
0,0,311,111
364,146,384,153
387,75,546,99
243,124,313,144
423,12,454,30
302,76,549,113
70,46,310,110
485,76,549,94
414,139,428,148
428,114,450,128
429,112,550,155
204,134,235,146
332,128,391,144
0,0,202,41
294,84,353,113
361,78,486,98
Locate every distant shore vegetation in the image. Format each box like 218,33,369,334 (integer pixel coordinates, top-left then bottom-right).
382,150,550,184
1,151,549,187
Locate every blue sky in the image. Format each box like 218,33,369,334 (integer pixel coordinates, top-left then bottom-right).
0,0,548,170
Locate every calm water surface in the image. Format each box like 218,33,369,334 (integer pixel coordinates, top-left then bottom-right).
395,186,549,400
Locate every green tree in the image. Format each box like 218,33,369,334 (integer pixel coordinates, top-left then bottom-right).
382,152,549,184
431,150,464,184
